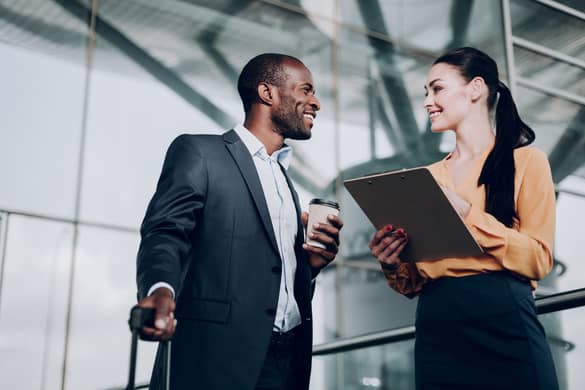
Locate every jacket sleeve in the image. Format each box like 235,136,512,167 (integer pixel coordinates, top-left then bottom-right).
381,263,428,299
136,135,207,299
463,149,555,280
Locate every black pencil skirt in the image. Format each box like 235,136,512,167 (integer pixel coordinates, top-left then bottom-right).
414,272,559,390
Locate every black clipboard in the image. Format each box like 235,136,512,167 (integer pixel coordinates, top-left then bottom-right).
344,167,483,262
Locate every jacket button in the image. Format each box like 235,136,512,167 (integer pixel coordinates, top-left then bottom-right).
271,266,281,274
265,308,276,316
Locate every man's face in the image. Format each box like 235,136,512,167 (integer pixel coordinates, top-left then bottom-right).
271,60,321,140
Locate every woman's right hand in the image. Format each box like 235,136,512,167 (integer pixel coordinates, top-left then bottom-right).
369,225,408,270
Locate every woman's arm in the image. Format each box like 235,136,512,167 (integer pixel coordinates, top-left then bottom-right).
370,226,428,298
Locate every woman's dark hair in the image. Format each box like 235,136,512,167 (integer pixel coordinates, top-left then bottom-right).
433,47,535,227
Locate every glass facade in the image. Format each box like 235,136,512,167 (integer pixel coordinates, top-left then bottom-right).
0,1,583,389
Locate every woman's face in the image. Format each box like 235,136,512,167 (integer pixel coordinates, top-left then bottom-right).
423,63,473,133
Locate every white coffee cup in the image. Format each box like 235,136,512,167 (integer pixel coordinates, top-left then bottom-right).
306,198,340,249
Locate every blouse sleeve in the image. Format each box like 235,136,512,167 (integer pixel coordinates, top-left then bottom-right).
381,262,428,298
463,149,556,280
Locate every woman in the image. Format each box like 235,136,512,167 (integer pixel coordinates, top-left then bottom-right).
369,47,558,389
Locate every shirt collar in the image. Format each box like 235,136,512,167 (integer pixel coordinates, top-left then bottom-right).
233,125,293,169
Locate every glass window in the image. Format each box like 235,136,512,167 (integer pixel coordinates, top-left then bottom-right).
64,225,156,390
555,176,585,292
0,215,73,390
0,41,85,218
540,307,585,389
81,0,337,227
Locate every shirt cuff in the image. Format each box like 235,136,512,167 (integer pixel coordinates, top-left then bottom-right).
147,282,175,299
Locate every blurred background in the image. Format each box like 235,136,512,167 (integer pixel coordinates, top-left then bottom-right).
0,0,584,389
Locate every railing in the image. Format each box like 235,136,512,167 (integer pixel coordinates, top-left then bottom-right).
312,287,585,356
107,287,585,389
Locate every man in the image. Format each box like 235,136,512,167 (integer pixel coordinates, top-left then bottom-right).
136,53,343,390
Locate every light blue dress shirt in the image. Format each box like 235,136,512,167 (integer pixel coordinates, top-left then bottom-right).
234,125,301,332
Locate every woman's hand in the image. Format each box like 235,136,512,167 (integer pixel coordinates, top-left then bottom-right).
440,186,471,219
369,225,408,271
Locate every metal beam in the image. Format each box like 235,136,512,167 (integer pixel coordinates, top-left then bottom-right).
356,0,422,158
0,3,85,46
513,36,585,71
534,0,585,21
53,0,236,129
446,0,474,49
193,0,250,83
548,107,585,183
517,76,585,106
502,0,517,96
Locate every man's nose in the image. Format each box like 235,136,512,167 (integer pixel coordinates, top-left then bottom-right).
311,95,321,111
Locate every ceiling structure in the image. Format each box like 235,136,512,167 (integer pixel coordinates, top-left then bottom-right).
0,0,583,188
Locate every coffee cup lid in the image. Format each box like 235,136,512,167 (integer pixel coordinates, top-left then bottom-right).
309,198,340,209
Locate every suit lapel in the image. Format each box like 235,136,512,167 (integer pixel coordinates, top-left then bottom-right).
224,130,280,256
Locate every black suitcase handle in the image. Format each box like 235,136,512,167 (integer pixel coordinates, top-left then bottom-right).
126,306,171,390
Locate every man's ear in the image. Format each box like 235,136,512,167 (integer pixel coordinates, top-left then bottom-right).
257,82,278,106
469,76,485,102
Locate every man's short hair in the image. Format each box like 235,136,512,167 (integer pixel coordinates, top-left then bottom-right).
237,53,302,114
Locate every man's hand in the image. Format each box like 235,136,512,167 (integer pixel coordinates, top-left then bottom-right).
137,287,176,340
301,211,344,270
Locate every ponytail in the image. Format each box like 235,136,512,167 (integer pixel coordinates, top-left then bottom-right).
478,81,535,227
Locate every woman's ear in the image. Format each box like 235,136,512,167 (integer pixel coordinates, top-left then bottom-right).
469,76,486,102
257,82,278,106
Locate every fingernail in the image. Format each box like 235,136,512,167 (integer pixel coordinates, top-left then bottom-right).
396,228,405,236
385,225,393,232
174,319,178,326
313,223,319,229
155,318,167,329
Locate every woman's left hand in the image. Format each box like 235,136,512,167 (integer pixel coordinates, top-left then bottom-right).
369,225,408,271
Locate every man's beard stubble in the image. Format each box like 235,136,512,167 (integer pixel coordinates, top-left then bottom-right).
271,95,311,140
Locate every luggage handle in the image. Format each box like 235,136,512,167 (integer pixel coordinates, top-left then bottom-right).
126,306,171,390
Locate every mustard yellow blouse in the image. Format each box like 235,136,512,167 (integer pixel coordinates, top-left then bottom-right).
382,146,556,298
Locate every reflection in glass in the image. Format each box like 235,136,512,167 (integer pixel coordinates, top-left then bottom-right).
312,340,415,390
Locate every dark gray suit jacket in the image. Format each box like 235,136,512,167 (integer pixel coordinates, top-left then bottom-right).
137,130,317,389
